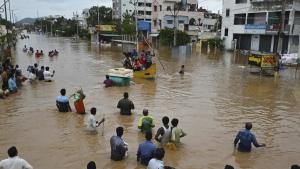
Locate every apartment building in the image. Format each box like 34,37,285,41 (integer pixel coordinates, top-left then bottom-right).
221,0,300,53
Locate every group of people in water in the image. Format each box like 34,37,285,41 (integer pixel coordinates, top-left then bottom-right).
23,45,59,57
27,63,55,82
123,49,154,71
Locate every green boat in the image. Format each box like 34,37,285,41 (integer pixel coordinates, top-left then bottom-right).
108,68,133,86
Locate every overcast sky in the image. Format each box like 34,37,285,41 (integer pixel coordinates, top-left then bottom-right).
8,0,222,21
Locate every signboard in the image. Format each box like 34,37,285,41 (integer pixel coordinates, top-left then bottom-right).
261,55,276,68
245,24,266,34
96,25,116,32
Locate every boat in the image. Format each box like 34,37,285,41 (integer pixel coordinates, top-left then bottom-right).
133,63,156,79
108,68,133,86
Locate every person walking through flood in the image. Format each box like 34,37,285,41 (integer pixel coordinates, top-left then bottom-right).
0,146,33,169
137,131,156,166
8,73,17,93
43,67,55,82
138,109,155,133
179,65,184,74
117,92,135,115
56,88,72,112
86,107,105,133
110,127,128,161
155,116,171,146
170,118,186,146
234,122,266,152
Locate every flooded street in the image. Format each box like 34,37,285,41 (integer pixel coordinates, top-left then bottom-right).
1,34,300,169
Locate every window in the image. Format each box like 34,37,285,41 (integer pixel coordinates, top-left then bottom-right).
146,3,151,7
167,6,171,11
226,9,230,17
159,5,162,11
235,0,247,4
224,28,228,36
179,20,185,24
138,11,144,15
129,10,132,12
159,19,162,27
138,2,143,6
154,19,157,27
234,13,246,25
123,4,126,6
167,20,173,24
154,5,157,12
146,11,152,15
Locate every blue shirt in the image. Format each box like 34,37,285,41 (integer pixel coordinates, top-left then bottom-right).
8,78,16,92
110,136,127,161
56,95,69,103
235,129,260,152
137,140,156,165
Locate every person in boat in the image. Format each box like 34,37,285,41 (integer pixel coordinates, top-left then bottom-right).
117,92,135,115
133,59,142,71
138,109,155,133
103,75,113,88
137,131,156,166
155,116,171,146
139,51,147,69
37,66,45,80
145,51,153,69
234,122,266,152
43,67,55,82
170,118,186,146
179,65,184,74
56,88,72,112
132,49,138,59
8,73,17,93
110,127,128,161
0,146,33,169
123,56,133,69
86,107,105,133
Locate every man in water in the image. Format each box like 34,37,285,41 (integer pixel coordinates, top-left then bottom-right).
179,65,184,74
170,118,186,146
117,92,135,115
103,75,113,88
0,146,33,169
56,88,72,112
110,127,128,161
86,107,105,133
43,67,55,82
155,116,171,146
234,122,266,152
87,161,96,169
37,66,44,80
224,165,234,169
138,109,155,133
147,148,173,169
8,73,17,93
137,131,156,166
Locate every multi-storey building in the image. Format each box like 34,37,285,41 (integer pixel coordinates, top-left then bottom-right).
151,0,218,40
221,0,300,53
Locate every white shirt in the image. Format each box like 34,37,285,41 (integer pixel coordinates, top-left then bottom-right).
147,158,164,169
87,114,97,131
0,156,33,169
43,71,53,81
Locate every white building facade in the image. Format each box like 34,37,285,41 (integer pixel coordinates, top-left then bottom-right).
151,0,218,40
221,0,300,53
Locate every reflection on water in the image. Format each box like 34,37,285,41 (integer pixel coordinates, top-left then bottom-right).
0,34,300,169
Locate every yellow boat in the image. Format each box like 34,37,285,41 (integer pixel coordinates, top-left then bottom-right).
133,63,156,79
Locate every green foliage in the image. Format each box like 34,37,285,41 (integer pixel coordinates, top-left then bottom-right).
208,38,224,49
86,6,113,27
159,28,190,46
121,12,136,35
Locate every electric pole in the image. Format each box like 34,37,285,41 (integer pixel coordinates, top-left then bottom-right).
277,0,287,54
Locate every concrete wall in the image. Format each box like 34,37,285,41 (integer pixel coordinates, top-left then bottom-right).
251,34,260,51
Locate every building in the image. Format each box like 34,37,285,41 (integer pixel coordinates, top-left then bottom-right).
112,0,152,22
81,8,90,29
151,0,218,41
221,0,300,53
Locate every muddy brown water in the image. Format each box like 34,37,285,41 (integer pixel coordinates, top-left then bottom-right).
0,34,300,169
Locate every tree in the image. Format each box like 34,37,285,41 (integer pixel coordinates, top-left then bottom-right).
121,11,136,35
86,6,113,27
159,28,190,46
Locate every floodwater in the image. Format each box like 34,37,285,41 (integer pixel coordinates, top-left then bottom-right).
0,34,300,169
